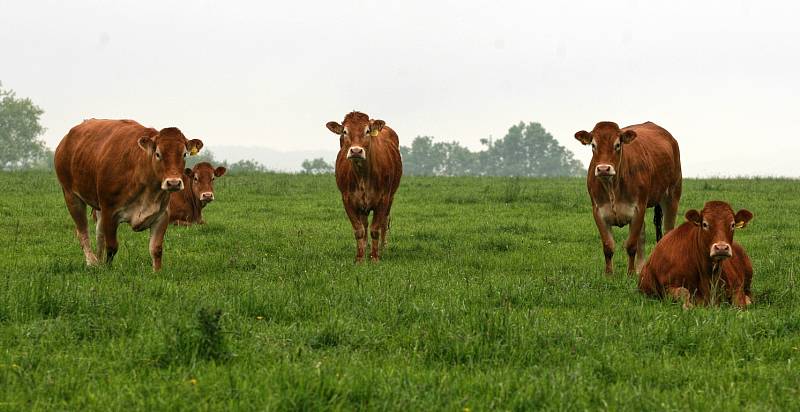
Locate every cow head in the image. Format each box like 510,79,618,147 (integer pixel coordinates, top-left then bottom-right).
137,127,203,192
183,162,226,205
326,111,384,164
685,201,753,261
575,121,636,179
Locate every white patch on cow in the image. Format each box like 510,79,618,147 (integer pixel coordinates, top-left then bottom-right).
596,202,638,227
117,190,170,231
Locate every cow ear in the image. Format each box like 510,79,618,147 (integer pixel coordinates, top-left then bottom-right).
620,130,637,144
187,139,203,156
184,168,193,177
369,120,385,137
326,122,343,135
138,136,155,152
685,209,701,225
735,209,753,229
214,166,227,177
574,131,592,145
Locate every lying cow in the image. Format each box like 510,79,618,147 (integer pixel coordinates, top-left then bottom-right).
169,162,227,225
638,201,754,309
575,121,682,274
54,119,203,270
326,111,402,262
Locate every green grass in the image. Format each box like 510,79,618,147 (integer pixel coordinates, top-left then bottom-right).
0,171,798,410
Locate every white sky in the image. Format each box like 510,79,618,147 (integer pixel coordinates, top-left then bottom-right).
2,0,799,176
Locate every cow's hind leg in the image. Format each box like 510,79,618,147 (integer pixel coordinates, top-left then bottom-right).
62,190,99,265
653,204,663,241
662,189,680,234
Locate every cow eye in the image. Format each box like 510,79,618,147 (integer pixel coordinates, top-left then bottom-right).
155,152,161,160
591,143,596,151
183,152,187,158
614,142,621,151
730,222,735,230
702,221,709,229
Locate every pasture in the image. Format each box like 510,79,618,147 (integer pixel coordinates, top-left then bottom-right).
0,171,798,410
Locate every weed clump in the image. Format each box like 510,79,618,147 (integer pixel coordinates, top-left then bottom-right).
156,307,231,366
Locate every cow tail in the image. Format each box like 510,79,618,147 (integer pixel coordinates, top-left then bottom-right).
654,204,663,241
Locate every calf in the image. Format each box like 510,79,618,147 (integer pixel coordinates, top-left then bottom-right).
638,201,754,309
575,121,682,274
326,111,402,262
54,119,203,270
169,162,227,225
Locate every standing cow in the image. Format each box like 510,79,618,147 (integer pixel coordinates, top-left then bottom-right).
575,121,682,274
326,111,402,262
54,119,203,270
638,201,754,309
169,162,227,225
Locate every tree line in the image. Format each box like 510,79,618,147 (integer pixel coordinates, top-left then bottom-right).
1,82,583,176
303,122,584,177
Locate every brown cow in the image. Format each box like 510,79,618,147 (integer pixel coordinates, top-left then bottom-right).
54,119,203,270
169,162,227,225
575,121,682,274
638,201,754,309
326,111,402,262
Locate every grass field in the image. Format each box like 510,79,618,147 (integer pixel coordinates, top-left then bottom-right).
0,171,798,410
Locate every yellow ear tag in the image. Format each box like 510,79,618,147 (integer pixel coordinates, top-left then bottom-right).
735,221,745,229
190,147,198,156
370,129,379,137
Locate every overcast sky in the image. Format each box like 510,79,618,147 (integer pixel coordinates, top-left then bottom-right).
2,0,799,176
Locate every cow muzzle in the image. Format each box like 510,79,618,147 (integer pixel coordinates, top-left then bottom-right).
201,192,214,203
347,146,366,160
162,177,184,192
595,164,616,178
710,242,732,260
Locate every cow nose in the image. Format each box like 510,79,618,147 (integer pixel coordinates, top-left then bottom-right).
201,192,214,202
163,178,184,191
595,164,615,176
348,146,365,158
711,242,732,258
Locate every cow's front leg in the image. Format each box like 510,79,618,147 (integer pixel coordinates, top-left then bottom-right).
344,204,367,263
99,209,119,265
370,204,389,262
625,203,647,275
149,211,169,271
667,286,693,310
592,206,615,274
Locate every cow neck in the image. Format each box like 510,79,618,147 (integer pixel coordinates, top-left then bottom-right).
598,145,626,215
183,178,203,222
350,157,372,181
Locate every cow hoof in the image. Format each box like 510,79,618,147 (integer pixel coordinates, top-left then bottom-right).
682,302,694,310
745,296,752,306
370,256,380,262
85,254,100,266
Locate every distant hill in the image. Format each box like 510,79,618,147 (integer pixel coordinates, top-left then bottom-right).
210,146,337,172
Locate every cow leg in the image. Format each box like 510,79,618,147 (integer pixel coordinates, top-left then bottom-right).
344,205,367,262
625,205,646,275
370,206,389,262
662,195,680,234
592,207,615,274
149,211,169,271
62,190,99,266
634,220,646,274
667,286,693,310
95,211,106,261
381,201,393,249
99,209,119,265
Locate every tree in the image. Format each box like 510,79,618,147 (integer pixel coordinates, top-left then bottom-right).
0,82,50,170
301,157,334,174
226,159,269,174
400,122,583,177
481,122,583,177
185,148,218,168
